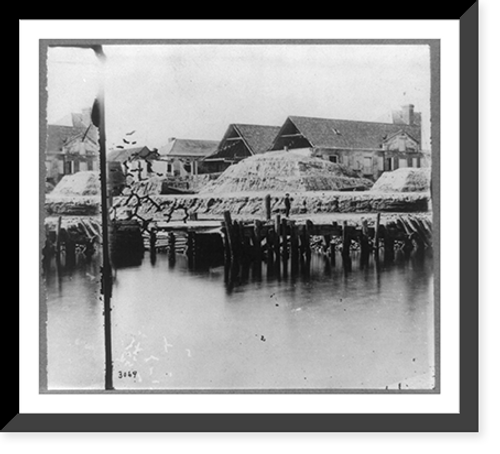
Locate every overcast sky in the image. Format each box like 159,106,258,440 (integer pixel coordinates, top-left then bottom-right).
46,43,431,151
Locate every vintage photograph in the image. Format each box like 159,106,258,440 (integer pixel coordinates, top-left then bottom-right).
41,41,437,392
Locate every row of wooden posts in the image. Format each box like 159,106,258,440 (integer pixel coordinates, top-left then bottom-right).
145,211,427,271
220,211,424,271
49,212,424,272
42,216,98,271
119,209,429,270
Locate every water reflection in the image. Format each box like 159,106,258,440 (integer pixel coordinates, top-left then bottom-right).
44,256,105,389
44,248,435,391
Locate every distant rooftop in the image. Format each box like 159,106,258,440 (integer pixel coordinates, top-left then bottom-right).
206,124,280,160
158,138,220,158
107,146,156,163
271,114,421,151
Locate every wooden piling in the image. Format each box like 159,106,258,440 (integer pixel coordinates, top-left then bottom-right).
266,228,275,265
168,232,176,257
273,227,281,274
305,220,313,260
323,234,331,256
342,222,349,256
384,229,395,263
187,230,195,267
55,216,62,269
281,218,289,277
222,228,231,264
274,215,281,262
342,221,352,271
244,227,253,260
281,218,289,263
233,220,242,261
290,222,299,276
330,222,338,267
413,232,426,257
397,218,414,258
42,237,53,270
360,219,370,267
374,212,381,259
149,228,157,254
264,194,271,221
299,225,306,258
65,238,76,268
402,235,414,258
223,211,235,261
266,229,275,278
290,222,299,265
253,220,263,263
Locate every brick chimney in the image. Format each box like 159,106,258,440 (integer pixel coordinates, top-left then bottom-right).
401,104,415,125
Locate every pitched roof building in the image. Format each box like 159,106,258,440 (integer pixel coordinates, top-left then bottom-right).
45,109,100,185
158,138,219,159
204,123,280,172
269,105,425,181
270,114,421,152
107,146,157,163
156,138,220,176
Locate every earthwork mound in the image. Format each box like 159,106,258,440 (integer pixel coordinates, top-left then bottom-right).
371,168,431,192
200,150,373,194
51,171,101,196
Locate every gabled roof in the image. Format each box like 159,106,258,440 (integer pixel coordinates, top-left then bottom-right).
46,125,87,152
46,123,99,153
158,138,219,158
107,146,156,163
232,124,281,155
205,124,280,160
271,116,421,151
383,129,420,144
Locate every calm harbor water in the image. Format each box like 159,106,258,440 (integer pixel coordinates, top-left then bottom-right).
43,248,435,391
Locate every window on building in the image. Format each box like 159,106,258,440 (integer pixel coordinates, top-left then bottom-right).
64,160,75,175
329,156,338,163
363,157,373,175
398,136,406,152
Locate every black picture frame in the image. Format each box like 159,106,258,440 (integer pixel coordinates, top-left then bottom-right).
10,7,478,432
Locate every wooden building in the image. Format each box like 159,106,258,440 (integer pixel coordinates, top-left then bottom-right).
203,124,281,173
45,109,100,186
107,146,158,183
157,138,219,176
269,105,424,181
